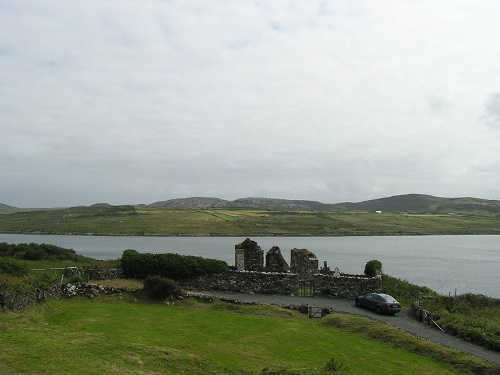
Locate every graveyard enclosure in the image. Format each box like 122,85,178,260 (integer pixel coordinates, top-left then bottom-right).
180,238,381,298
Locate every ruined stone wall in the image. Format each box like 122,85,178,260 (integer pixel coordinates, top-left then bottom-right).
179,270,298,295
64,267,123,280
290,248,318,278
313,274,381,299
180,270,380,298
0,284,61,312
265,246,289,273
0,282,131,312
235,238,264,271
61,283,129,297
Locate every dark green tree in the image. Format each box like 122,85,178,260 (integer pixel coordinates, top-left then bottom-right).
364,260,382,277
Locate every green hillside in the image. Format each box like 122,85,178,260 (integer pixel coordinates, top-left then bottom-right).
1,296,496,374
332,194,500,215
1,203,500,236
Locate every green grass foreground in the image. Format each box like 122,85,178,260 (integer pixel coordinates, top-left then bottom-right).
2,205,500,235
1,295,497,375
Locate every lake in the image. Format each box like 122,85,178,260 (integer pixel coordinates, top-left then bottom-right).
1,234,498,298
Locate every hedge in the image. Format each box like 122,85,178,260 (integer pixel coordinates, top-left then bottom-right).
120,249,229,280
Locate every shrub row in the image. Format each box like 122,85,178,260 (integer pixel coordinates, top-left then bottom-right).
0,257,30,276
120,249,228,280
0,242,86,261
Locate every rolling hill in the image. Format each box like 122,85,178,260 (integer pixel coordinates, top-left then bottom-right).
3,194,500,217
149,194,500,215
2,195,500,236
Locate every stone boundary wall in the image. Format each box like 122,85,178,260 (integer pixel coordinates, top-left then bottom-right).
179,270,381,298
313,274,381,298
0,282,129,312
60,283,129,298
0,284,62,312
179,270,298,295
64,267,123,280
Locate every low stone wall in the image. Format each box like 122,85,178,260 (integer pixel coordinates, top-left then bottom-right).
180,270,298,295
180,270,380,298
0,282,130,312
0,284,61,312
61,283,127,298
64,267,123,280
313,274,381,298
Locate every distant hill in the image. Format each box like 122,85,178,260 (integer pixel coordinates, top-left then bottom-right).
149,197,229,209
0,203,58,214
2,195,500,236
148,197,331,211
3,194,500,216
0,203,21,214
332,194,500,215
149,194,500,215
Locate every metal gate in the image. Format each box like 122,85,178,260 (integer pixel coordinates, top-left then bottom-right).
298,280,314,297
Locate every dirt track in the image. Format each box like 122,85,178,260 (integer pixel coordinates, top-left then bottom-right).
193,291,500,367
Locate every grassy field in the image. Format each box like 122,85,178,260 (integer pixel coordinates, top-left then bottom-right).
1,294,497,375
2,205,500,236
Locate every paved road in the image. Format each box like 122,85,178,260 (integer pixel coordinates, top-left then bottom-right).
192,291,500,367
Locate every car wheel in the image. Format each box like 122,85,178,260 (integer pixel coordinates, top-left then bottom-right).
355,299,360,307
375,306,381,314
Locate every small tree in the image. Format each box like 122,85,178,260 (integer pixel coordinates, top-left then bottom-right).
364,260,382,278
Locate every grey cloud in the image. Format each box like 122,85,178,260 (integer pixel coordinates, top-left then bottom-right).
1,1,500,206
428,96,449,115
483,92,500,130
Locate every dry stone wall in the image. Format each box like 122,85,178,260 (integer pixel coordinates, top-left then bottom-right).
180,269,380,298
64,266,123,280
61,283,128,298
179,270,298,295
313,274,381,298
0,284,61,312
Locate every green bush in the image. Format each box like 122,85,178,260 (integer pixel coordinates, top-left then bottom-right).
324,356,348,373
143,276,181,300
120,249,228,280
364,260,382,277
0,257,29,277
381,274,436,306
0,242,87,262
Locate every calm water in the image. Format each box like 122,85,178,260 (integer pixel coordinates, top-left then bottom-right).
1,234,499,298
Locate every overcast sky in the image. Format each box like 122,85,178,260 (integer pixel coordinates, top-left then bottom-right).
1,0,500,207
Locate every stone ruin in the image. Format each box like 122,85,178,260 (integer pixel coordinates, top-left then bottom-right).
235,238,294,273
235,238,265,271
266,246,290,273
234,237,328,278
290,248,319,278
235,238,323,277
195,237,380,298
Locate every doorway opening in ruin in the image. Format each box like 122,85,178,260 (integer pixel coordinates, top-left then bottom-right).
298,280,314,297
